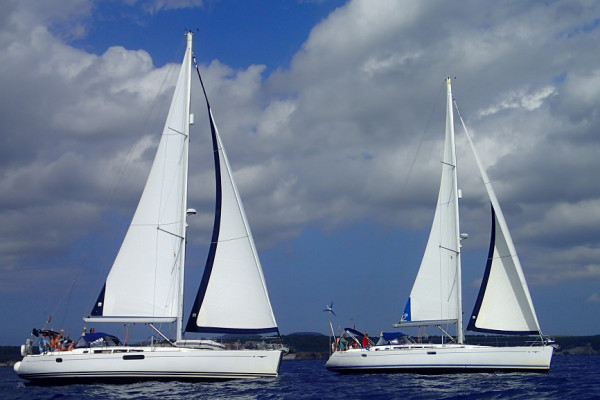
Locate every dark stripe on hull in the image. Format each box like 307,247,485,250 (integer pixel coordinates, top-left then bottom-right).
327,365,550,375
19,370,278,385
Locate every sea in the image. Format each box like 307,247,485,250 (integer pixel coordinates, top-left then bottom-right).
2,356,599,400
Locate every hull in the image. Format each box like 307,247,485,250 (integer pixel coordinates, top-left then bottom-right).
325,344,553,374
14,346,283,383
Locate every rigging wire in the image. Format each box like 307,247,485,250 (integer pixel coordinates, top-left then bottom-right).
58,278,77,330
42,277,77,331
351,80,447,329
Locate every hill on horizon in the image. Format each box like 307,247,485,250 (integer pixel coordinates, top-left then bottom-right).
286,332,326,336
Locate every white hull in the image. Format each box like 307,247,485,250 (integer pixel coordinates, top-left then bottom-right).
14,346,283,383
325,344,553,374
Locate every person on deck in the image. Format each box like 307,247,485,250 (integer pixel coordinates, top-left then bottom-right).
362,332,369,348
38,334,50,354
339,334,348,351
50,330,62,350
60,334,75,351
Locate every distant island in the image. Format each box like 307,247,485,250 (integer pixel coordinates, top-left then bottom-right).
2,333,598,365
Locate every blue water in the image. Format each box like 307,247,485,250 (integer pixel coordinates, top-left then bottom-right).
2,356,599,399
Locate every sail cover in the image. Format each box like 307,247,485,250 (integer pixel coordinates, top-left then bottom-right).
185,64,278,335
87,40,192,323
400,79,460,326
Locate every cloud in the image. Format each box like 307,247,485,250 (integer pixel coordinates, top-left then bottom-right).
138,0,206,14
2,0,600,298
587,293,600,303
478,86,557,117
4,0,92,38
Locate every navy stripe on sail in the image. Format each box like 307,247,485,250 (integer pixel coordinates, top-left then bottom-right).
90,283,106,316
185,58,223,333
467,326,540,335
185,59,222,333
191,326,280,335
467,204,496,333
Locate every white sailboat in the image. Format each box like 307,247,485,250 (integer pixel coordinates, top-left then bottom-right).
15,32,283,383
325,78,554,374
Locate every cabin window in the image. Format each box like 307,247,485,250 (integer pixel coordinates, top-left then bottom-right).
123,354,145,360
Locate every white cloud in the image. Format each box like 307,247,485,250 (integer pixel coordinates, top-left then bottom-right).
139,0,205,14
2,0,600,295
478,86,557,117
587,293,600,303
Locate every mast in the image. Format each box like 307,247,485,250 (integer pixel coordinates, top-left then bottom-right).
176,31,193,341
446,78,464,344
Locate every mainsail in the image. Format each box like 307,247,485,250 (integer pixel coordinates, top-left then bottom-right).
400,79,461,328
87,36,192,325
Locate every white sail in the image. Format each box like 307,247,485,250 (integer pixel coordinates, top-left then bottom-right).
456,107,542,335
185,66,278,334
401,78,460,327
86,37,192,324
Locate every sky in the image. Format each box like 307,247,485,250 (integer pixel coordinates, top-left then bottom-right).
1,0,599,345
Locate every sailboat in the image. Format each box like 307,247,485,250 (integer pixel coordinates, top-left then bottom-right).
14,32,284,383
325,78,554,374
